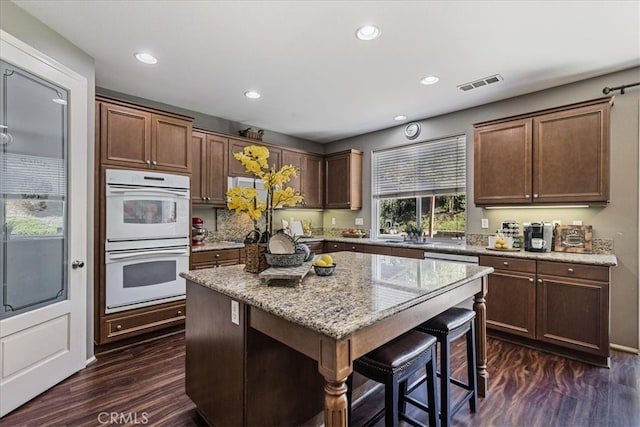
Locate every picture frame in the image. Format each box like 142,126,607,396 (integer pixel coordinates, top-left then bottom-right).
553,225,593,253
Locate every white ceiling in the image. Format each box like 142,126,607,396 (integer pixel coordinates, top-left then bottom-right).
12,0,640,143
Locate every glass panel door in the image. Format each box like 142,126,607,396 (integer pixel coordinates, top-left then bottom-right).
1,60,68,319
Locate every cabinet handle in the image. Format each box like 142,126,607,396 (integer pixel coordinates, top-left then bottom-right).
533,194,539,198
177,310,183,316
503,261,509,266
152,160,157,166
333,244,339,248
115,324,122,330
567,268,574,273
525,194,530,198
351,246,356,250
146,160,151,166
206,197,211,201
215,254,220,258
529,278,534,282
537,278,543,283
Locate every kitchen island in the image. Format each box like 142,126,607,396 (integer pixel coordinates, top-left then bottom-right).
181,251,494,427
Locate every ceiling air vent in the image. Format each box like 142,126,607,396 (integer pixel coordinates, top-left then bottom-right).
458,74,503,91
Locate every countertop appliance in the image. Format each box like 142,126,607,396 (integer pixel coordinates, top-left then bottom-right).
192,217,208,246
523,222,553,252
105,169,190,313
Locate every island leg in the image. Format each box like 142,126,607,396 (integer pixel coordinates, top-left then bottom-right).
323,378,348,427
473,277,489,397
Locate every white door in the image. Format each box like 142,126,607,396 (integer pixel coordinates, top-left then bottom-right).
0,31,88,417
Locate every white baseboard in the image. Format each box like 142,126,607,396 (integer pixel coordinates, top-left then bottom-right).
86,355,97,365
610,343,639,354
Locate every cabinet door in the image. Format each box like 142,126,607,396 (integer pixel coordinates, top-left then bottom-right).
191,132,207,205
302,154,323,208
325,150,362,209
151,114,192,173
229,139,281,177
533,103,610,203
474,118,532,205
536,274,609,356
282,150,303,193
485,270,536,338
207,134,229,207
100,101,151,168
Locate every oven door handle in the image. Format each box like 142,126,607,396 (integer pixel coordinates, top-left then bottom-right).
107,248,189,261
107,186,189,198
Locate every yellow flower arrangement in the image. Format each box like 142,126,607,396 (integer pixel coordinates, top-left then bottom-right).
226,145,303,241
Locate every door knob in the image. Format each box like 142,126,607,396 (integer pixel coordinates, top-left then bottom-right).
72,260,85,269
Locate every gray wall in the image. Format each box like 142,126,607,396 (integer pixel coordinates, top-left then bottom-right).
1,0,96,358
96,87,325,155
326,67,640,351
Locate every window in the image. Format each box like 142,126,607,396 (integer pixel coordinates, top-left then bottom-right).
373,135,466,240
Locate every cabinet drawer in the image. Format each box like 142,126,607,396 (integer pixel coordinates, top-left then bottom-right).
537,261,608,282
191,248,241,269
480,255,536,273
104,302,186,339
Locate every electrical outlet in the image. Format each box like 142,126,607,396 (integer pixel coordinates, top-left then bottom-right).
231,300,239,325
481,218,489,229
355,218,364,226
331,217,336,225
572,220,583,226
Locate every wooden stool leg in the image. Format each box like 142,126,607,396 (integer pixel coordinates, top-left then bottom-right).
440,337,452,427
427,347,440,427
467,322,478,413
385,379,400,426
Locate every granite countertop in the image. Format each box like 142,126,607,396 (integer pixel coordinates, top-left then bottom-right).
181,251,493,340
192,236,617,266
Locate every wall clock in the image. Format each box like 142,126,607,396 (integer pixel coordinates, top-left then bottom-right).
404,122,421,140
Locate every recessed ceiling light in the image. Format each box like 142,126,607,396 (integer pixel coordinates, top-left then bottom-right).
135,52,158,64
355,25,380,41
244,90,261,99
394,115,407,121
420,76,439,85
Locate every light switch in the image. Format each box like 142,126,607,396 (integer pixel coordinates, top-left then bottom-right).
231,300,239,325
355,218,364,226
481,218,489,229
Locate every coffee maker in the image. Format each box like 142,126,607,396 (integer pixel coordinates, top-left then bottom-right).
523,222,553,252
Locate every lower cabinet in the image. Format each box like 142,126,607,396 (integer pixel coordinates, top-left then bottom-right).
324,241,364,252
190,248,242,269
185,282,325,426
305,241,324,255
99,301,186,344
480,255,610,365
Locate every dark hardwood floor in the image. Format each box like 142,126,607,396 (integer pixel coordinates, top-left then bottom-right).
2,331,638,427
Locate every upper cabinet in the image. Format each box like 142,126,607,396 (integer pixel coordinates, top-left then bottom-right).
97,98,192,173
282,149,324,209
474,97,612,206
192,130,228,207
324,149,363,210
228,138,281,178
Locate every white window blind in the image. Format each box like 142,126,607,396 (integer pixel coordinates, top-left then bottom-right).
373,135,466,199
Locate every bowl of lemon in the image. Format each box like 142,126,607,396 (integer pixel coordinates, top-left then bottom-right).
313,254,336,276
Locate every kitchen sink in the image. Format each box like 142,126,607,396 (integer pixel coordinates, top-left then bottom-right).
378,239,464,247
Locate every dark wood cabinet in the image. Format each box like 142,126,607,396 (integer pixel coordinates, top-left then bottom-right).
480,255,610,365
282,149,324,208
536,261,609,357
192,131,228,207
474,97,612,206
324,149,362,209
324,241,364,253
98,98,192,173
305,241,324,255
186,282,325,427
228,138,281,177
99,301,186,344
190,248,242,270
481,256,537,338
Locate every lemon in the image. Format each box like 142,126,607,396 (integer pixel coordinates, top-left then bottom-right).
314,259,328,267
321,254,333,265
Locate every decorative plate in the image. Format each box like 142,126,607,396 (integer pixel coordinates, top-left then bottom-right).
268,233,295,254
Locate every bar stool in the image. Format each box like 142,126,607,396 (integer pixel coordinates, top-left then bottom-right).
346,330,440,427
416,307,477,427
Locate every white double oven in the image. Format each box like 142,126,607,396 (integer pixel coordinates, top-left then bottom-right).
105,169,190,313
